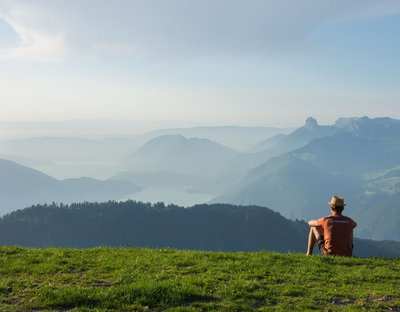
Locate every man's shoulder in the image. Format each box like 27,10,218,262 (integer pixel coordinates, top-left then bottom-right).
340,215,356,222
320,215,332,221
317,215,356,226
328,215,356,225
316,216,331,225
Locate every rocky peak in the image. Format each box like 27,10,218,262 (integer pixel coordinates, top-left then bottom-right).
304,117,319,131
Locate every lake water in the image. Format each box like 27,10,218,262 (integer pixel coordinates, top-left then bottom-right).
122,185,215,207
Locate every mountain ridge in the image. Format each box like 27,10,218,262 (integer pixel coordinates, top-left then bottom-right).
0,159,139,215
0,200,399,258
214,116,400,241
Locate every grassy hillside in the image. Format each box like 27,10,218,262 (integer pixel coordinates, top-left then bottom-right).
1,247,399,311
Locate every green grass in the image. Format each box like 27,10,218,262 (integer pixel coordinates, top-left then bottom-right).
0,247,399,311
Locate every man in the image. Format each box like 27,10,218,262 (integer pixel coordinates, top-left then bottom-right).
307,195,357,257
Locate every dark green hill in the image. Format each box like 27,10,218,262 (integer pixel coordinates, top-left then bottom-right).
1,201,399,258
0,201,305,252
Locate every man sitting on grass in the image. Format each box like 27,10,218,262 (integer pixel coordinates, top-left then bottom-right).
307,195,357,257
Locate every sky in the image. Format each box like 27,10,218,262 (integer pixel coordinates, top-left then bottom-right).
0,0,399,127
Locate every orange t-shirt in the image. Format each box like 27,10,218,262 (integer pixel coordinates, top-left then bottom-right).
317,215,357,256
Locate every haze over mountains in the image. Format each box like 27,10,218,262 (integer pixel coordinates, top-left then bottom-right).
1,117,400,243
216,117,400,241
0,124,290,207
0,159,139,215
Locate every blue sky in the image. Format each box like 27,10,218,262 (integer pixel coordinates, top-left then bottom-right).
0,0,399,127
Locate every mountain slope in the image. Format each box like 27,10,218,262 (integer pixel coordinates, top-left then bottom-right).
0,159,138,215
144,125,294,151
260,117,340,155
125,135,238,175
214,117,400,241
293,132,400,175
213,154,361,221
249,133,287,153
335,116,400,139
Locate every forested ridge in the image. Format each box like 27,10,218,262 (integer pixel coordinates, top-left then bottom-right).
1,200,399,258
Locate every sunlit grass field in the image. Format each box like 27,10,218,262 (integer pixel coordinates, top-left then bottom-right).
0,247,399,311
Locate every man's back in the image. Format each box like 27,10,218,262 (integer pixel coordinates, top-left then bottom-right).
317,215,356,256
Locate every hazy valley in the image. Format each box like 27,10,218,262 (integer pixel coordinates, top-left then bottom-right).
1,116,400,244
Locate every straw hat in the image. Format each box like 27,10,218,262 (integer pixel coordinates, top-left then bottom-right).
328,195,346,207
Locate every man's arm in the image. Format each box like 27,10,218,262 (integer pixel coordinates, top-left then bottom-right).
308,219,319,227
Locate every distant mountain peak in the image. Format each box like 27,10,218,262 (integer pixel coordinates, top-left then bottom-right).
304,117,319,130
334,116,400,139
335,116,368,129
